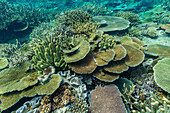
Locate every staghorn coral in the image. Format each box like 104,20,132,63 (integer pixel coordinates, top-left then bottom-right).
114,12,140,26
89,85,127,113
93,16,130,32
98,34,118,50
0,39,28,67
0,74,61,111
131,92,170,113
153,58,170,93
65,97,88,113
127,26,142,38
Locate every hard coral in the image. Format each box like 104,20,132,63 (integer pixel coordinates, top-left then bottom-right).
0,57,8,69
56,9,92,26
145,44,170,58
114,12,140,26
0,74,61,111
65,97,88,113
89,85,127,113
31,41,68,73
93,16,130,32
0,62,40,94
0,1,51,30
153,58,170,93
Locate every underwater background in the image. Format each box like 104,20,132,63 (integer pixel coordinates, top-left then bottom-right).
0,0,170,113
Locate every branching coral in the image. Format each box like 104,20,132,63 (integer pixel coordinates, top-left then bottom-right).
31,41,68,73
0,0,51,30
56,9,92,27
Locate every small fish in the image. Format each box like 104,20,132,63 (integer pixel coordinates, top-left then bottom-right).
0,100,1,104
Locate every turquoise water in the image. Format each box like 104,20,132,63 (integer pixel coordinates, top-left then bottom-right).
0,0,170,113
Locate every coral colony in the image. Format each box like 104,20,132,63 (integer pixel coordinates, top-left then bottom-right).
0,0,170,113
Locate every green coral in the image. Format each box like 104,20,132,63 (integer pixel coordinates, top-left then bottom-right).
145,44,170,58
153,58,170,93
0,74,61,111
0,57,8,69
0,62,40,94
114,12,140,26
31,40,68,73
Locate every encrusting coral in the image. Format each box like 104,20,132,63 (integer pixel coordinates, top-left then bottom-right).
89,85,127,113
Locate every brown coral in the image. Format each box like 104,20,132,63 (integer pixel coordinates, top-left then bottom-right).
93,49,115,66
89,85,127,113
93,69,119,82
68,52,97,74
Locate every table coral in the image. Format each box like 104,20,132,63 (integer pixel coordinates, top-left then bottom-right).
114,12,140,26
68,52,97,74
145,44,170,58
0,57,8,69
93,16,130,32
153,58,170,93
0,62,40,94
0,74,61,111
64,39,90,63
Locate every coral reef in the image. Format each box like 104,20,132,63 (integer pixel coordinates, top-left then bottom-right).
93,16,130,32
0,0,51,30
0,57,8,70
114,12,140,26
31,40,68,73
39,85,76,112
0,74,61,111
65,97,88,113
0,62,39,94
55,9,92,27
13,96,42,113
57,70,88,98
145,44,170,58
142,27,158,38
153,58,170,93
89,85,127,113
